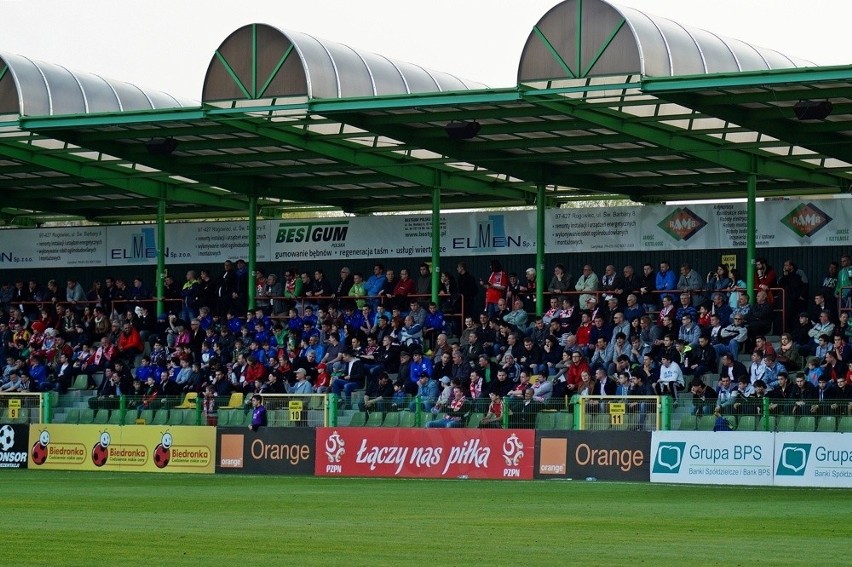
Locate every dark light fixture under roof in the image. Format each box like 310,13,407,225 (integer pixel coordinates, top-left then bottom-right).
793,100,833,121
444,120,481,140
144,137,179,155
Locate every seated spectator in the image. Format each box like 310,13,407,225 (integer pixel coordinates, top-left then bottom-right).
479,391,504,428
426,386,470,428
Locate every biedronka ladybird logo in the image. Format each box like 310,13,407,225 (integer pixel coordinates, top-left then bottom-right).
28,425,215,473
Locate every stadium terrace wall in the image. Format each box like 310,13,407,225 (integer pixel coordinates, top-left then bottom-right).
6,424,852,486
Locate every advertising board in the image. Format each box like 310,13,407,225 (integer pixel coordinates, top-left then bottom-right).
217,427,314,475
315,428,534,479
650,431,774,485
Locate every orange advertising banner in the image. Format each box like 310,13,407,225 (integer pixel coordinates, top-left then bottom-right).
28,425,215,474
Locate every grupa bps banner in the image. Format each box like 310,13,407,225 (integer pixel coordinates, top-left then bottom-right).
774,433,852,488
650,431,774,485
28,424,215,474
315,427,534,480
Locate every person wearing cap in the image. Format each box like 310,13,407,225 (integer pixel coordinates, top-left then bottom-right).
409,372,439,412
407,348,433,385
288,368,312,396
430,376,454,413
719,313,748,358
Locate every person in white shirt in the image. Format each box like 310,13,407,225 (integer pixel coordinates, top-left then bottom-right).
654,353,684,404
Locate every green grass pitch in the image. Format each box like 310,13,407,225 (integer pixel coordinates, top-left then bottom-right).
2,470,848,566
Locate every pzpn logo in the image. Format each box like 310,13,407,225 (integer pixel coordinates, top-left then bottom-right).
658,208,706,241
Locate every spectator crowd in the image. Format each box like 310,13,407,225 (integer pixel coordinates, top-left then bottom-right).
0,254,851,425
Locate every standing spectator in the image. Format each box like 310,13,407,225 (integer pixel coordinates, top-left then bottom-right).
677,263,704,306
638,263,657,313
656,261,677,303
248,394,267,431
455,262,478,320
574,264,599,308
480,260,507,318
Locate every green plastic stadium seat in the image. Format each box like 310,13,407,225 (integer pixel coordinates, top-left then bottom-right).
230,411,248,427
347,412,367,427
776,416,796,432
795,416,816,432
382,413,400,427
64,408,81,424
167,410,185,426
107,411,123,425
137,410,155,425
268,410,287,427
838,417,852,433
737,416,757,432
816,416,837,432
697,416,717,431
365,412,384,426
588,414,610,431
92,410,109,424
535,412,556,430
554,411,573,430
79,409,95,424
308,396,324,410
70,375,88,390
677,415,698,431
398,411,416,428
151,410,169,426
466,413,483,429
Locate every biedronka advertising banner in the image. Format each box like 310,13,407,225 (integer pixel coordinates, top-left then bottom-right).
28,425,215,474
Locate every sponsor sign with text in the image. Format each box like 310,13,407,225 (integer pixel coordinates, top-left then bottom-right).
314,428,534,479
27,425,215,473
0,424,29,469
773,433,852,488
216,427,314,475
535,431,650,481
650,431,774,485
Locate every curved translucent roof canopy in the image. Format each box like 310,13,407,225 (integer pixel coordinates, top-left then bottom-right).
518,0,816,83
0,52,191,118
202,23,488,103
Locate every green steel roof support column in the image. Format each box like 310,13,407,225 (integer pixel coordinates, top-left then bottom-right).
248,195,257,311
431,187,441,304
156,199,166,318
536,184,546,316
746,174,757,303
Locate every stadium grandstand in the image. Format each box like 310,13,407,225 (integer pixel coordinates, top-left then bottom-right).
1,0,852,435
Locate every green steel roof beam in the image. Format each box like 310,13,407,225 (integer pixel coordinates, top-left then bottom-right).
524,95,847,190
20,107,207,130
652,91,852,165
0,140,252,210
641,65,852,94
218,116,537,203
326,113,608,195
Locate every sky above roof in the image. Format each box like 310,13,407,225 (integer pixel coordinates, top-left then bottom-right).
2,0,850,101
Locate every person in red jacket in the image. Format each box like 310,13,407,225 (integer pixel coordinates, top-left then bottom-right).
116,321,143,367
389,268,416,311
242,354,268,393
480,260,508,318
